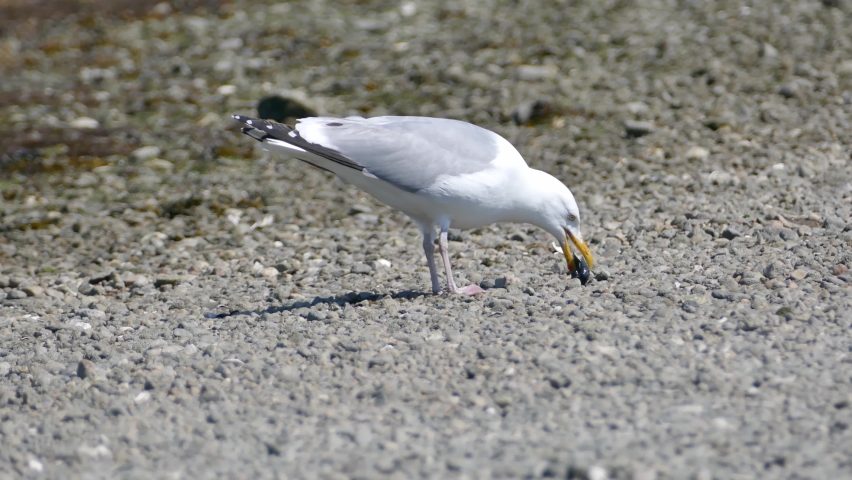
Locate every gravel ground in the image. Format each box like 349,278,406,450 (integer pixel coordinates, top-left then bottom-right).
2,0,852,478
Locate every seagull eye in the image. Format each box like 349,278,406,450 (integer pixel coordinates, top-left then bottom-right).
567,214,577,222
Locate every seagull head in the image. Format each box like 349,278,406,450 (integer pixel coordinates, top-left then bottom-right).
525,171,594,275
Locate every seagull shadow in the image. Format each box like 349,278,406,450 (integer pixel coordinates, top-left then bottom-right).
210,289,432,318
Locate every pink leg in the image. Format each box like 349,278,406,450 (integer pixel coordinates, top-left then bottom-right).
438,230,485,295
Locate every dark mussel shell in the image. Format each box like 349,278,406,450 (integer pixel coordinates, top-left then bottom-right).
570,256,591,285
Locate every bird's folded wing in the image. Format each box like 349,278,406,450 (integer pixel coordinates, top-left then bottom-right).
235,115,513,193
234,115,363,173
295,117,503,193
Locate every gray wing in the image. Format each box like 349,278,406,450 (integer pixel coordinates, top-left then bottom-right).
295,116,504,192
233,115,364,174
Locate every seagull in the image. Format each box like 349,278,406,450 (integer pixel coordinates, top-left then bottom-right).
232,114,593,295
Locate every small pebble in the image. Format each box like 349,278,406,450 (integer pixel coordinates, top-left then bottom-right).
126,275,150,288
77,360,104,380
512,100,557,125
764,261,786,280
22,285,44,297
154,275,193,287
150,1,172,17
28,459,43,473
69,117,100,129
134,391,152,404
131,146,161,161
260,267,279,278
624,101,649,115
778,228,799,241
45,288,64,299
588,465,609,480
685,146,710,161
778,83,798,98
623,120,655,137
373,259,392,269
7,289,27,300
351,264,373,274
721,226,741,240
516,65,558,81
790,269,807,281
217,84,237,96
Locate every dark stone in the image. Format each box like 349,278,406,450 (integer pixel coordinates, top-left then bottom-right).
511,100,558,125
594,269,611,282
547,373,572,389
778,228,799,241
257,95,316,122
77,360,97,379
623,120,655,137
89,271,114,284
199,385,223,402
721,226,741,240
778,83,798,98
350,264,373,275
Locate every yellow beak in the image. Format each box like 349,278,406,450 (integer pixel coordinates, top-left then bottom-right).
563,230,594,271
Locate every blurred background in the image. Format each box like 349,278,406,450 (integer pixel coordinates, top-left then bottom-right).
3,0,850,256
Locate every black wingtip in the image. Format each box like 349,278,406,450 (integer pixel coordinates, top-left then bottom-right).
231,115,364,173
242,126,271,142
233,115,275,142
232,114,263,126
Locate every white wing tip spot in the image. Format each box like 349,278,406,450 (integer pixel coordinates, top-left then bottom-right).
288,131,297,137
266,125,273,129
246,119,253,125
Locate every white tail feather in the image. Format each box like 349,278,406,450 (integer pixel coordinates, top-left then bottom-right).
264,138,307,154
